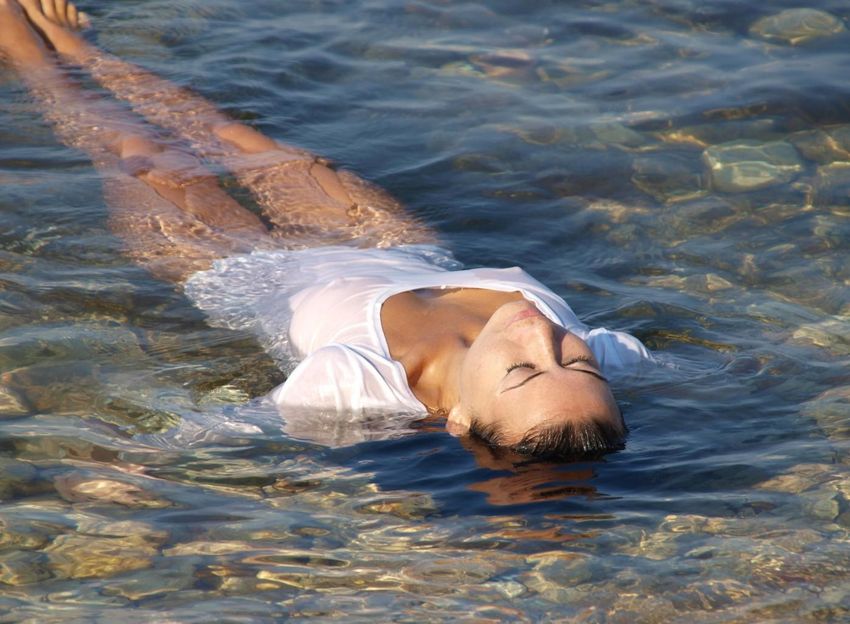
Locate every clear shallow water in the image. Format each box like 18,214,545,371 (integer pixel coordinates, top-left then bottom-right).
1,0,850,621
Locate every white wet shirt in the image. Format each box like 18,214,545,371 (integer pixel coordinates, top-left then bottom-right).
186,245,653,415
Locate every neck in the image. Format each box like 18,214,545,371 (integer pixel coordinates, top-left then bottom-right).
380,288,521,411
410,337,466,412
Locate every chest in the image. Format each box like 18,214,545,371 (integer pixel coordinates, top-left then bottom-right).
288,277,387,356
380,288,523,356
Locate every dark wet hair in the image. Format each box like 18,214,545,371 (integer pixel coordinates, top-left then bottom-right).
469,413,627,460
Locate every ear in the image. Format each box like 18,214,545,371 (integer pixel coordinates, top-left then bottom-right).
445,404,471,437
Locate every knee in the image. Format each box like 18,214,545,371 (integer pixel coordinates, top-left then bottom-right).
117,133,163,159
214,122,280,153
117,139,206,189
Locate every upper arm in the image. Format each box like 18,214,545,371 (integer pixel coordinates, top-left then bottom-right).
269,344,422,412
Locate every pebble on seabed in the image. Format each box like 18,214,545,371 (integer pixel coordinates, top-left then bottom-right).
789,126,850,165
754,463,838,494
811,162,850,213
100,557,198,601
801,386,850,439
0,551,52,586
0,457,39,500
0,383,31,418
53,472,173,508
45,533,160,580
750,9,846,45
789,318,850,356
659,120,781,149
702,140,804,193
631,153,704,203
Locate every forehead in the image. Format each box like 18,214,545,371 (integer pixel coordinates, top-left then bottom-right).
489,379,573,436
487,373,617,437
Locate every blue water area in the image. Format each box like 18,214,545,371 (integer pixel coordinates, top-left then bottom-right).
1,0,849,621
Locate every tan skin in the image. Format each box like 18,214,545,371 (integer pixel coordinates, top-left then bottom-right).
0,0,622,447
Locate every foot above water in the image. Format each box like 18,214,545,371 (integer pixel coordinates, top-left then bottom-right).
18,0,89,59
0,0,52,66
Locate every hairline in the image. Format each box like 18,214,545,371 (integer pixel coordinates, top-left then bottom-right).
468,410,627,459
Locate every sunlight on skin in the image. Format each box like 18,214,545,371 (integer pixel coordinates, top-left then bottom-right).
450,299,621,444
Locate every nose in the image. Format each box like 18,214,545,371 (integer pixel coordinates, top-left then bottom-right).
512,315,565,363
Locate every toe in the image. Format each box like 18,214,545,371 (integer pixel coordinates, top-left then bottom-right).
67,2,78,29
54,0,71,27
19,0,44,24
51,0,65,25
39,0,57,22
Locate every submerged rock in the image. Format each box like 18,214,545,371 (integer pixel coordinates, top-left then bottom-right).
0,516,53,552
755,464,837,494
0,457,39,500
608,593,679,622
74,516,169,542
521,552,596,603
768,529,826,554
657,514,735,537
469,49,535,82
102,558,197,601
789,126,850,165
164,540,259,557
660,119,781,149
582,199,653,227
632,153,704,203
750,9,846,46
0,384,31,419
703,140,804,192
45,532,161,580
536,62,611,89
591,122,646,148
790,318,850,356
403,555,498,587
801,386,850,439
675,578,757,612
53,472,173,508
614,524,684,561
0,322,145,373
0,551,52,586
811,162,850,212
802,490,841,522
356,493,437,519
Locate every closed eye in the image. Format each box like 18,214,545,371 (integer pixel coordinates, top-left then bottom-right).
506,357,598,374
500,356,608,392
499,356,608,394
562,356,608,382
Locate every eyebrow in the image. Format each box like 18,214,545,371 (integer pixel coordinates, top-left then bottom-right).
499,363,608,394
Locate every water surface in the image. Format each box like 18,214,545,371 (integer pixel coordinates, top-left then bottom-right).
1,0,850,621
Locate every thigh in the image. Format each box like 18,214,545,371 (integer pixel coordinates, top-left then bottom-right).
235,157,436,248
102,135,277,282
101,172,251,283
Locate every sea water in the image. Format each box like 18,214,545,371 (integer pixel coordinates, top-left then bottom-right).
1,0,849,621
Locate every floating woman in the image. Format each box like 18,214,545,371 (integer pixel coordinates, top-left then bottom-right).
0,0,654,458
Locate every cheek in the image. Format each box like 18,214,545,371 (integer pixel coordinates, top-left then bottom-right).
458,347,483,403
461,361,492,406
460,346,501,411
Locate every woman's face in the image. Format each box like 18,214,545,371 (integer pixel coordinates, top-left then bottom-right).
448,299,622,446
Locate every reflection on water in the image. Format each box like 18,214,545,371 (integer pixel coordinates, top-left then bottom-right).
2,0,850,621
